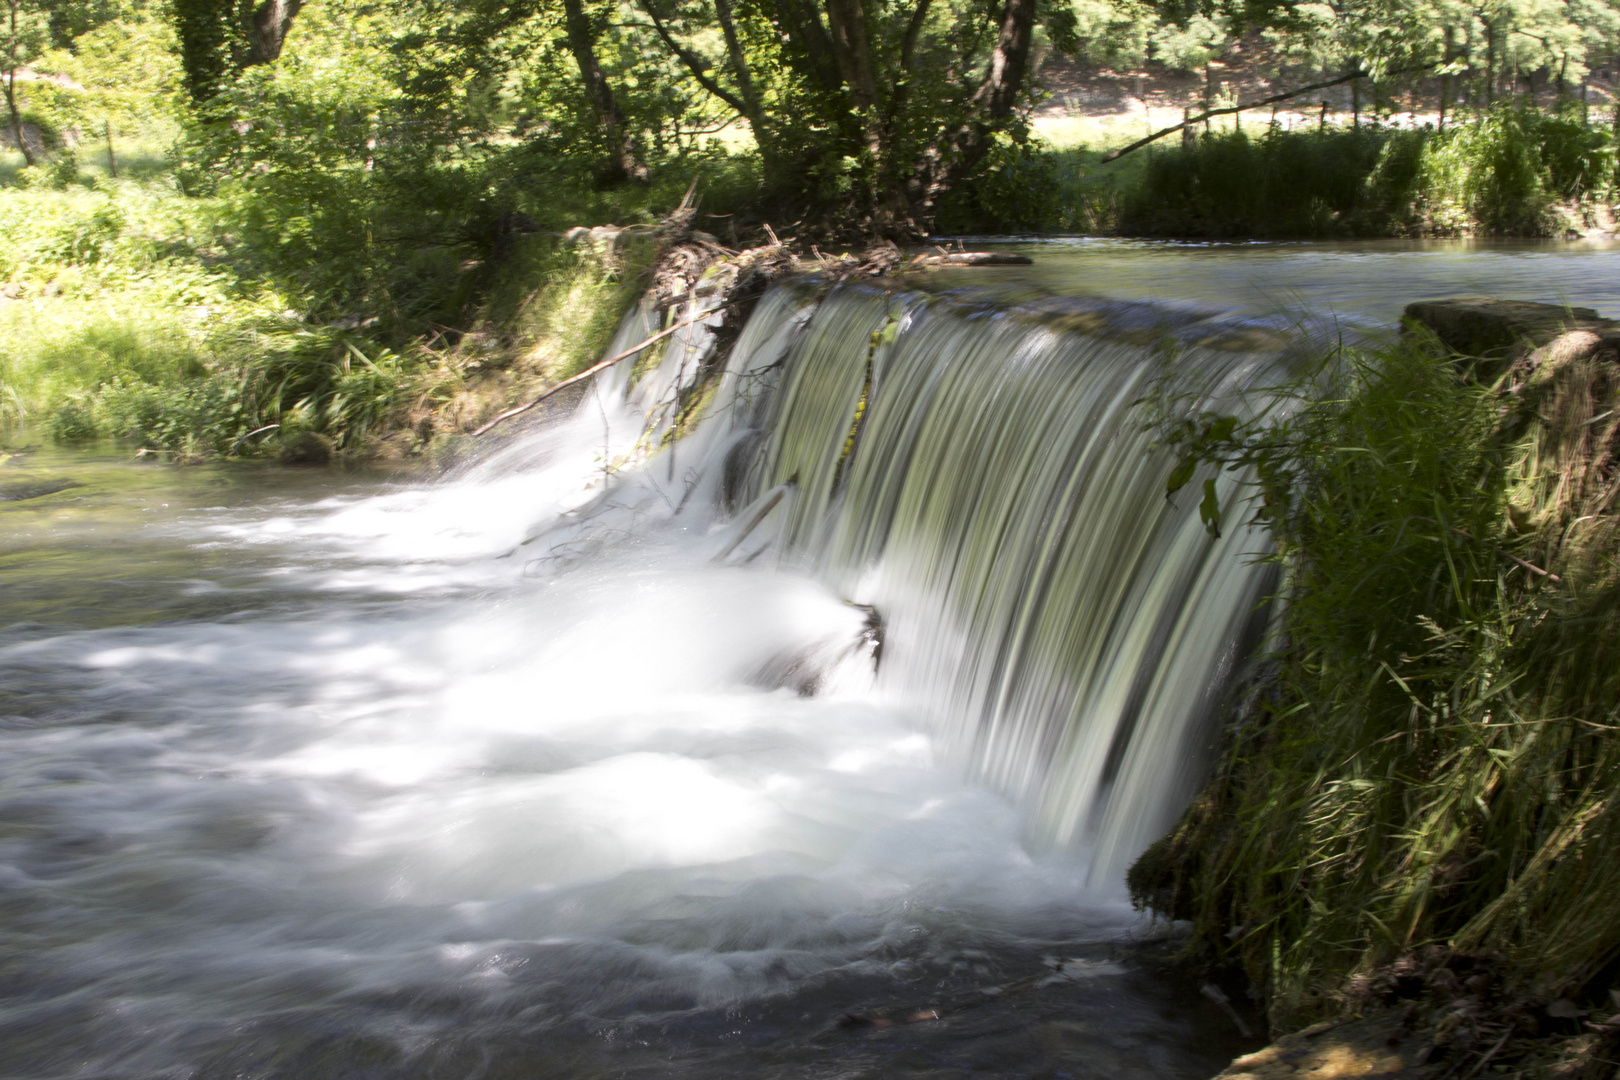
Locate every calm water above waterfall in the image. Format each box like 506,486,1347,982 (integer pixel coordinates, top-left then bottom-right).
960,236,1620,322
3,241,1615,1079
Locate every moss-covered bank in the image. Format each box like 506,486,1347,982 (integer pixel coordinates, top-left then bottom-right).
1129,300,1620,1077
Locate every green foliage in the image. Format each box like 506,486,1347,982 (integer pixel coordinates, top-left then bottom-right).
934,143,1142,234
1120,108,1619,238
1132,334,1620,1027
170,0,235,101
33,5,184,141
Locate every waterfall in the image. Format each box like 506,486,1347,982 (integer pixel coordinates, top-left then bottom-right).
0,268,1305,1078
610,276,1287,886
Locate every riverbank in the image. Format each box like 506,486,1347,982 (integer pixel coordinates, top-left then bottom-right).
1129,299,1620,1079
9,95,1620,463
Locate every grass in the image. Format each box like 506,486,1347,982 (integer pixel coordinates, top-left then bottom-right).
1119,106,1618,238
0,137,702,459
941,105,1620,238
1129,329,1620,1044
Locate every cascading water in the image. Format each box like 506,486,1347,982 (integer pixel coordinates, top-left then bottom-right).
0,271,1290,1079
712,282,1282,883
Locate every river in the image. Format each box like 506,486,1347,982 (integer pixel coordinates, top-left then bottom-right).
1,239,1614,1079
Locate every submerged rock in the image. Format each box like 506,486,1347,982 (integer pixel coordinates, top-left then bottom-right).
280,431,334,466
0,478,82,502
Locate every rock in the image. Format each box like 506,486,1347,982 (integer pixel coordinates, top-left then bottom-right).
1214,1013,1421,1079
280,431,334,466
0,478,81,502
1403,298,1620,377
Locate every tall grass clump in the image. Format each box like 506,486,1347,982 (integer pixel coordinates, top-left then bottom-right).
1131,329,1620,1038
1122,125,1397,237
1119,106,1619,239
933,143,1144,234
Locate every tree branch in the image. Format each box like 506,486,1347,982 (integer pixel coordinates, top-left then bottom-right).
899,0,932,72
639,0,747,115
1100,69,1383,162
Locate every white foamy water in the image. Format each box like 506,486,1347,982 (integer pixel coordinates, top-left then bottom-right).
0,380,1243,1078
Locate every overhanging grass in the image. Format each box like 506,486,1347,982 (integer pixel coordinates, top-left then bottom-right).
1130,333,1620,1035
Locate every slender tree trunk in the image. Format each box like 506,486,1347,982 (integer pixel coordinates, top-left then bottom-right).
1485,20,1496,106
967,0,1036,121
823,0,883,158
3,0,31,168
104,117,117,176
1439,27,1454,131
3,71,29,167
713,0,762,126
562,0,643,182
892,0,1034,232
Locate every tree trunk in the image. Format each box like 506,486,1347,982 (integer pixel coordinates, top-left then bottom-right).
713,0,762,126
904,0,1035,227
562,0,644,183
823,0,881,156
967,0,1036,122
3,0,32,168
764,0,843,95
3,68,31,168
240,0,303,65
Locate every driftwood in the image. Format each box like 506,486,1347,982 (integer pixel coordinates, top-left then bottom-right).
472,307,729,437
909,251,1032,267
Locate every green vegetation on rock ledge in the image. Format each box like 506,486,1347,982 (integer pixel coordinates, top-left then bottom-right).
1131,309,1620,1075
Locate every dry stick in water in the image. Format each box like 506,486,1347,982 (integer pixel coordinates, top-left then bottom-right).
710,483,791,563
472,306,730,437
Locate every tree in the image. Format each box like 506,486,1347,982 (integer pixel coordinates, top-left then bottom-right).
172,0,304,102
628,0,1070,235
2,0,47,167
561,0,646,182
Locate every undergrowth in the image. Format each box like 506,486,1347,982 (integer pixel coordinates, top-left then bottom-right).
1130,329,1620,1046
1119,106,1619,238
940,106,1620,238
0,178,658,457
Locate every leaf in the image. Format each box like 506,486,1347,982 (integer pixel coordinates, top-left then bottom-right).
876,313,901,348
1166,456,1197,496
1199,477,1222,537
1204,415,1238,443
